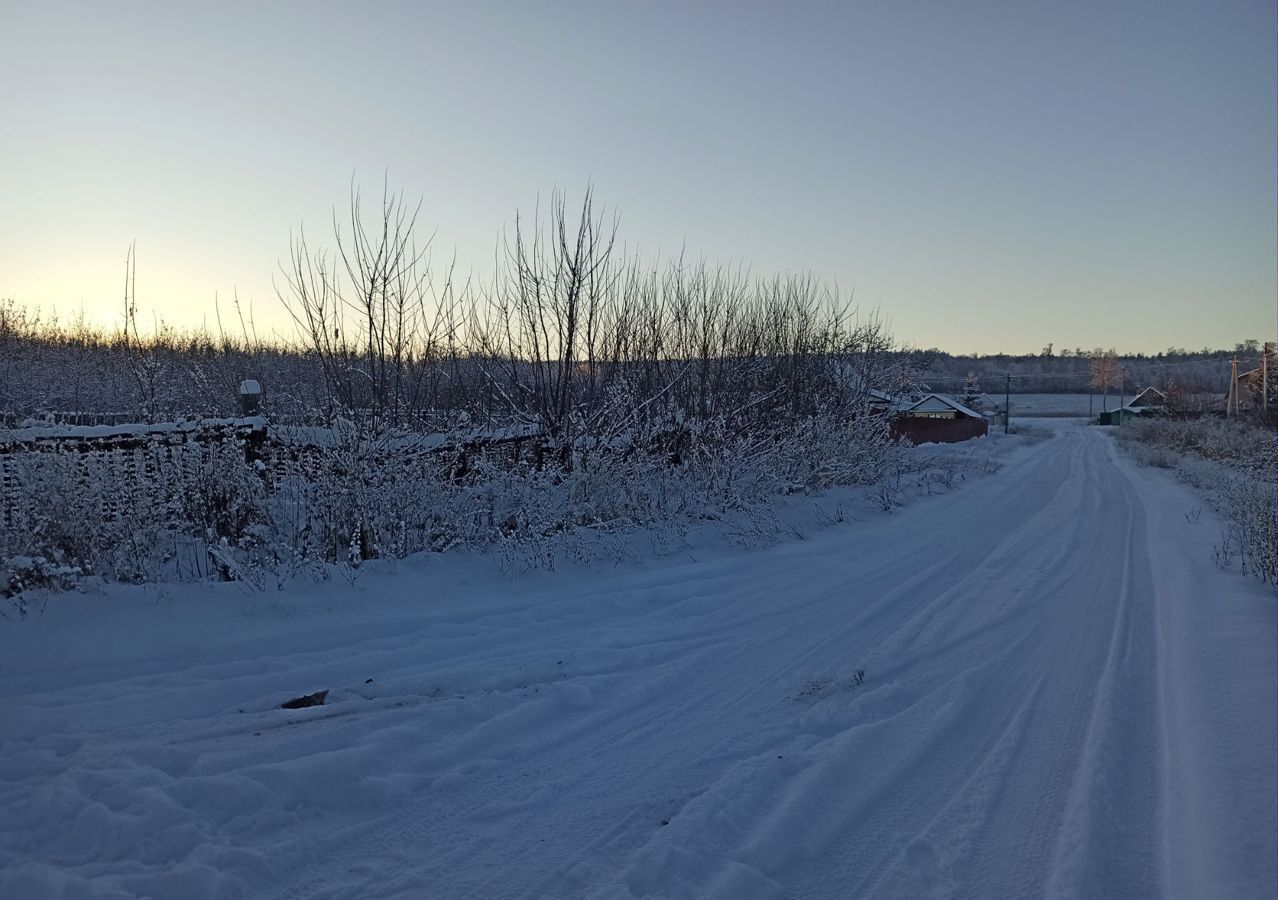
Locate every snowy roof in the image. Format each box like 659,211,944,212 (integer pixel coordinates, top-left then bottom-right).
904,393,985,419
1128,387,1166,407
967,392,1001,412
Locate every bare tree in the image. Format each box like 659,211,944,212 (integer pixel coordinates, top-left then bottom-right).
1090,348,1123,413
277,178,464,433
472,187,621,462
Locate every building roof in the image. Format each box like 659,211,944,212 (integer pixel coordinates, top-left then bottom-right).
965,392,1001,413
1222,368,1263,402
1128,386,1166,407
904,393,986,419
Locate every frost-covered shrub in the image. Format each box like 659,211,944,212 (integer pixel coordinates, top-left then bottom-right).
1120,418,1277,584
725,505,782,550
262,411,905,569
1,436,271,584
1,406,914,588
6,450,109,572
772,416,903,491
4,448,167,580
2,555,81,618
1121,418,1276,477
176,445,268,544
870,473,904,512
1218,476,1277,583
1129,443,1176,469
1007,422,1052,444
1174,458,1277,584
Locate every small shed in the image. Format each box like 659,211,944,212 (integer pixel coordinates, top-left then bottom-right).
1099,387,1166,425
1127,387,1166,410
1098,408,1139,426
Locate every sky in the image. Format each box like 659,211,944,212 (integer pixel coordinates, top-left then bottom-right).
1,0,1274,355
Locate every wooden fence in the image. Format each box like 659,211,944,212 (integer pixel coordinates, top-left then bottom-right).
0,419,267,532
0,418,549,533
890,416,988,445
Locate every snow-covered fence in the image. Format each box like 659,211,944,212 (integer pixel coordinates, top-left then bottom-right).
0,417,266,454
0,416,555,575
1,420,265,525
1,407,905,583
0,418,270,582
0,412,138,427
0,417,536,532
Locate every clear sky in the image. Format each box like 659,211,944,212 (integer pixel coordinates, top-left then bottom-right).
2,0,1274,354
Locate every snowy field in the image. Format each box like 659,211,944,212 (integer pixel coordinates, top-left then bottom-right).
1,423,1274,899
1006,393,1105,417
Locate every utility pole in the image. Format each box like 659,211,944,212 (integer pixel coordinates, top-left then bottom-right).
1227,356,1239,417
1004,373,1011,435
1264,342,1271,412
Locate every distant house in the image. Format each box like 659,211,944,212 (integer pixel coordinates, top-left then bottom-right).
1224,368,1264,412
1098,387,1166,425
891,393,989,444
1127,387,1166,411
902,393,987,421
843,369,904,414
963,392,1003,422
867,388,897,414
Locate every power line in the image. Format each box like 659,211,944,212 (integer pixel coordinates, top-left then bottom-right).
919,356,1252,382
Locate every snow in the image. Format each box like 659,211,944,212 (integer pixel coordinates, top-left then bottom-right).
268,421,541,451
1,424,1273,899
0,417,266,443
1004,394,1100,417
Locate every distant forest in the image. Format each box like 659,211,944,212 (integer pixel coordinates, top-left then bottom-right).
907,342,1269,397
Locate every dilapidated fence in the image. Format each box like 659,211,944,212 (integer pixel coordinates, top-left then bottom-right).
0,416,560,581
0,418,548,531
0,419,265,529
1,403,905,586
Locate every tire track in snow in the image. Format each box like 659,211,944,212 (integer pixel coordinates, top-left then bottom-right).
255,484,1070,899
549,432,1099,894
263,447,1082,900
1044,435,1163,900
269,429,1113,899
589,427,1165,900
779,427,1163,900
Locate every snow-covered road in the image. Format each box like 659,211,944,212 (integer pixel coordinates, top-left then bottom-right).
2,424,1274,899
